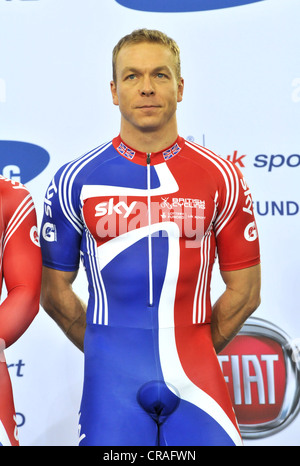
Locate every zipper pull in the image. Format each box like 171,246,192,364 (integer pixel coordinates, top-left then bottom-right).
147,153,151,165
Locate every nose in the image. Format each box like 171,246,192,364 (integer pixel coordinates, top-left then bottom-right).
140,76,155,96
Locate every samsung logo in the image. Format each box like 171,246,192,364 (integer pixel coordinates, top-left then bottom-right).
115,0,264,12
0,141,50,184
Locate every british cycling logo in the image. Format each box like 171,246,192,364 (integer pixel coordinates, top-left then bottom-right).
115,0,264,12
0,141,50,184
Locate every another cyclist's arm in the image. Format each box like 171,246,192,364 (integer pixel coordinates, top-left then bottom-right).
211,264,261,353
41,266,86,352
0,191,41,350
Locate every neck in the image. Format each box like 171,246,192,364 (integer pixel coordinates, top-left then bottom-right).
119,120,179,153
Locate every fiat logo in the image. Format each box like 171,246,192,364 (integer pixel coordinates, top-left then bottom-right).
218,317,300,438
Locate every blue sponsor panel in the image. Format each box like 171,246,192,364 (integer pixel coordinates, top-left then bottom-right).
115,0,264,12
0,141,49,184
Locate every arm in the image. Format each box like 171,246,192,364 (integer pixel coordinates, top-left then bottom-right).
40,165,86,351
211,160,261,353
211,264,261,353
41,266,86,352
0,189,41,350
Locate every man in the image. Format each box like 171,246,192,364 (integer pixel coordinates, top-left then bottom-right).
40,29,261,446
0,176,41,446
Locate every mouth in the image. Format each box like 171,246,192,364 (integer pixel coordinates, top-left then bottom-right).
135,106,161,113
136,104,161,109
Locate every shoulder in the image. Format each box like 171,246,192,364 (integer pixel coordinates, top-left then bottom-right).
0,175,32,206
182,139,242,190
43,141,114,227
55,141,114,182
0,176,36,233
182,139,236,173
47,141,113,198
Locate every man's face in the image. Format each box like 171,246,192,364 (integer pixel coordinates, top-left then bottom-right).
111,42,184,134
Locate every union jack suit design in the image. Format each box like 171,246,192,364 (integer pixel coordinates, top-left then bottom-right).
41,136,260,446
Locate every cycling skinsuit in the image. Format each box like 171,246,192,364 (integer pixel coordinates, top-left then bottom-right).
40,136,260,446
0,176,41,446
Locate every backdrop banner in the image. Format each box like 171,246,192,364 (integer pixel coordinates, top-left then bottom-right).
0,0,299,446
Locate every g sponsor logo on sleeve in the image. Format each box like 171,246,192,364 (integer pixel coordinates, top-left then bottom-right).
42,222,57,242
244,221,258,242
30,226,40,246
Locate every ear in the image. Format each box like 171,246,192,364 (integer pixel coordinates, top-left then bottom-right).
177,77,184,103
110,80,119,106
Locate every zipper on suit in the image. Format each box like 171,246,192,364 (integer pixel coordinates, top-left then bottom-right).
146,153,153,307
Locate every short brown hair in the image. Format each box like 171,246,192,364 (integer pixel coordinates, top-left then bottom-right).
112,28,181,83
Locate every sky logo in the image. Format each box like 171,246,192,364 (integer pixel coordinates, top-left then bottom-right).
115,0,264,12
0,141,50,184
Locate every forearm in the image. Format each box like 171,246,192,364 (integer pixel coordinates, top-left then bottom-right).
211,292,254,353
211,266,261,353
64,303,86,352
41,268,86,352
0,286,39,349
45,291,86,352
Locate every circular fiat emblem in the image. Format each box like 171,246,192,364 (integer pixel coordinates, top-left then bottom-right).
218,317,300,439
